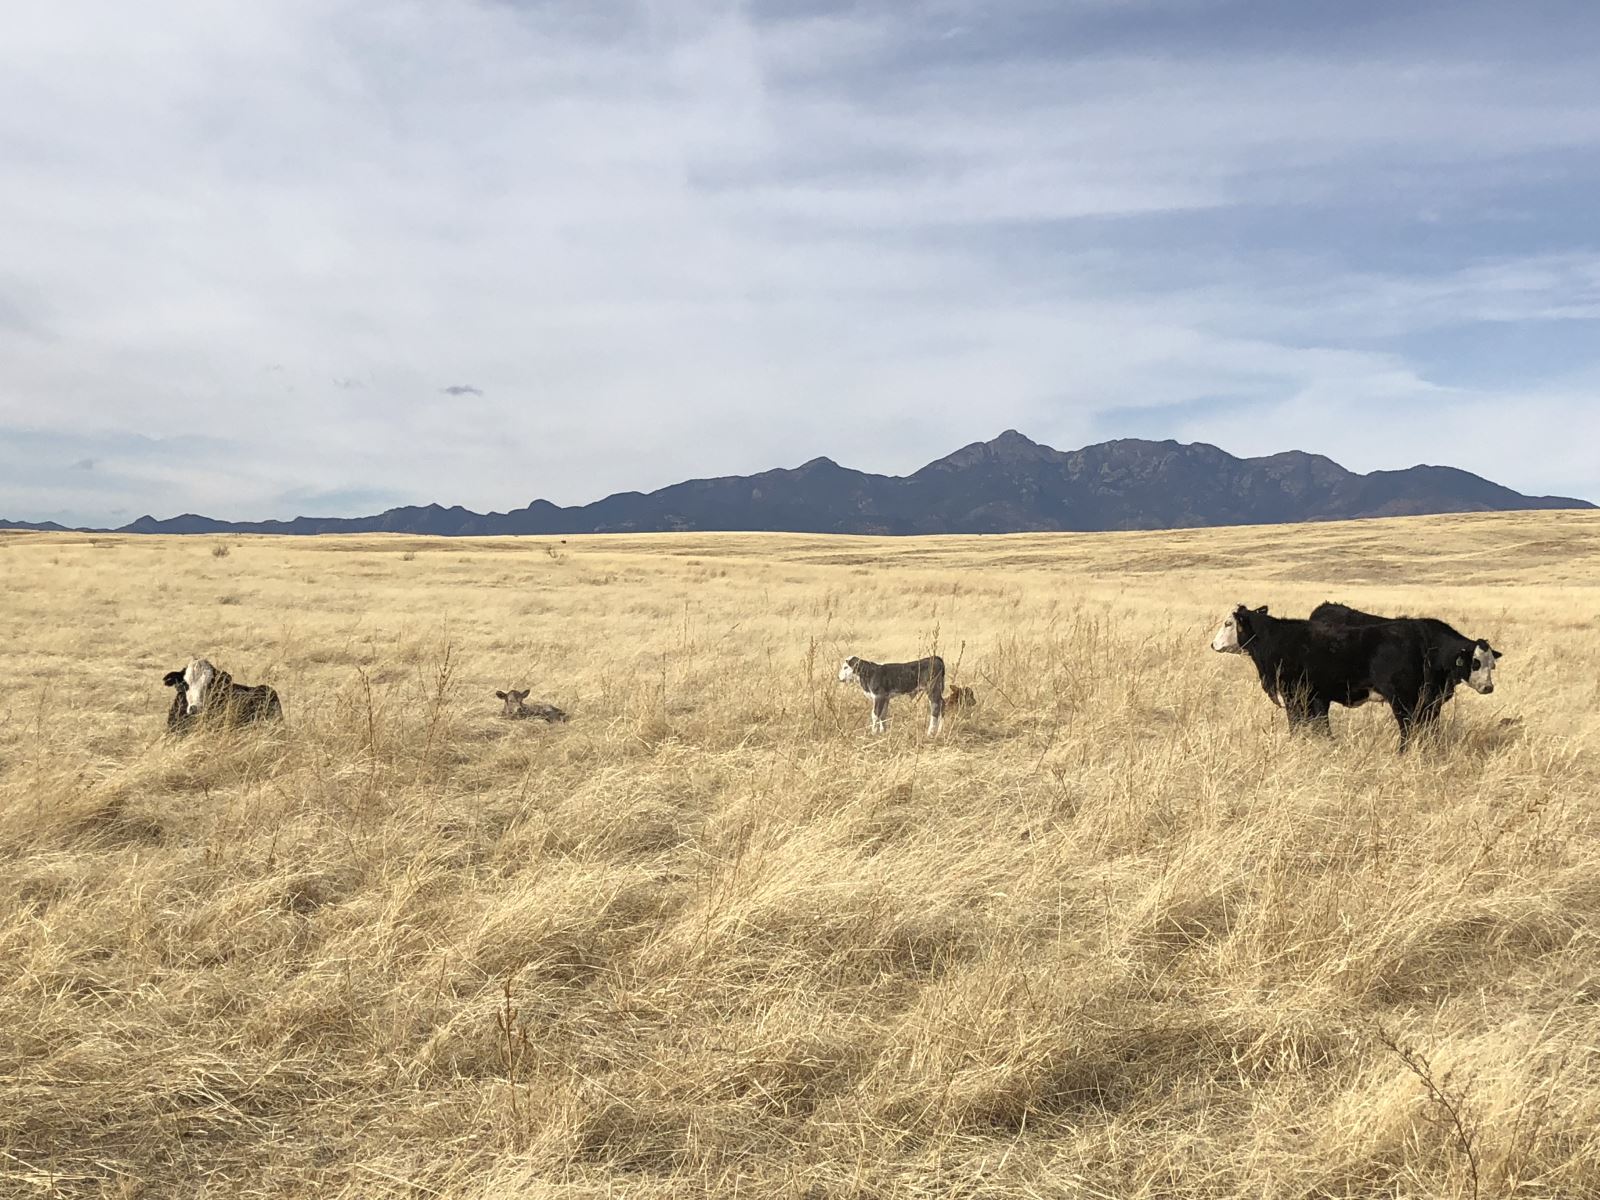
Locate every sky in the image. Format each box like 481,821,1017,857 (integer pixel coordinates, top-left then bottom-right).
3,0,1599,526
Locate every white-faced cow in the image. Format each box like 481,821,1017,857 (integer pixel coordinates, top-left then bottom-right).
838,654,946,735
162,658,282,733
1310,601,1501,699
1210,603,1493,751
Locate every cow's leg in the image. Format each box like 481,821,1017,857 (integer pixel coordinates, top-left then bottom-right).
1307,696,1333,737
927,689,944,736
1414,680,1445,729
872,694,890,734
1284,687,1313,733
1413,699,1443,734
1390,700,1415,753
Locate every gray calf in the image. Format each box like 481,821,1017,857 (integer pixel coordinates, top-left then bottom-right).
838,654,946,735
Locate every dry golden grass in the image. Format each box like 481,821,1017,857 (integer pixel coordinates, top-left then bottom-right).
3,510,1600,1198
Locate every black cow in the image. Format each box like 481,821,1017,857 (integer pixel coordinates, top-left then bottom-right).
1210,604,1485,751
838,654,946,735
162,658,282,733
1310,601,1501,700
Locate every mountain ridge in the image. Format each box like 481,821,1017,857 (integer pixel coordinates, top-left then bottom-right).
3,432,1591,536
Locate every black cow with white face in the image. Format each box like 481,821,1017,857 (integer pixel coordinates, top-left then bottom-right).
1210,603,1497,751
1310,601,1501,699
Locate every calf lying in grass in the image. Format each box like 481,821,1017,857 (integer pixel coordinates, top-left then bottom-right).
496,689,569,723
163,658,282,734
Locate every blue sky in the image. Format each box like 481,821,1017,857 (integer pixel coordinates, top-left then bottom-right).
2,0,1597,525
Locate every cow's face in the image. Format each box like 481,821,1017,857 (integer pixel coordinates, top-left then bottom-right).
497,688,530,716
182,659,216,714
837,657,859,683
1211,605,1263,653
1463,639,1501,694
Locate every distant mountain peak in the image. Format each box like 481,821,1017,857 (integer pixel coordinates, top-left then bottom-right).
3,433,1591,537
991,428,1036,447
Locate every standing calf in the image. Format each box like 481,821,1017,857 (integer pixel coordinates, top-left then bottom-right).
838,654,946,735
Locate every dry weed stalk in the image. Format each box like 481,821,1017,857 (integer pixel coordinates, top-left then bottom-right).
1377,1022,1482,1200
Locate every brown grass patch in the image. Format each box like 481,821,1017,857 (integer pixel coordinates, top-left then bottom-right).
2,512,1599,1196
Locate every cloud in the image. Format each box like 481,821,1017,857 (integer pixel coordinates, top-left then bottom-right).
0,0,1596,524
70,457,96,471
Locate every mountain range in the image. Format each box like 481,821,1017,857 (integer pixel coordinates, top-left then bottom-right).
3,432,1592,536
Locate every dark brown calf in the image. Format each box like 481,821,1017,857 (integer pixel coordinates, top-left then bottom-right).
496,689,569,723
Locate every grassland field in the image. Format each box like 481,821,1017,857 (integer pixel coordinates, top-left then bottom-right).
3,510,1600,1199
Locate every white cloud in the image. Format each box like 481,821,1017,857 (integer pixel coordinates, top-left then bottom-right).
1,0,1597,524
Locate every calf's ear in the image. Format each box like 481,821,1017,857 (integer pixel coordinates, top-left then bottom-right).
514,689,530,702
163,671,184,687
1253,605,1269,614
1492,649,1503,660
494,690,507,700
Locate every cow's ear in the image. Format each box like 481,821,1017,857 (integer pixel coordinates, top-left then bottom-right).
163,671,183,687
514,690,529,701
494,690,507,700
1253,605,1269,614
1492,649,1503,660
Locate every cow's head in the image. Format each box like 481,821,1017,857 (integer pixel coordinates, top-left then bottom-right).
181,659,217,714
1461,639,1502,694
496,688,530,716
837,656,861,683
1211,605,1266,654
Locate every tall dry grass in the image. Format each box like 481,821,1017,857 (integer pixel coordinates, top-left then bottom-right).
2,511,1599,1198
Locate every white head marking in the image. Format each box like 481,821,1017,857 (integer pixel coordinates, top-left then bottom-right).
838,658,856,683
182,659,216,714
1465,643,1498,693
1210,614,1243,654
